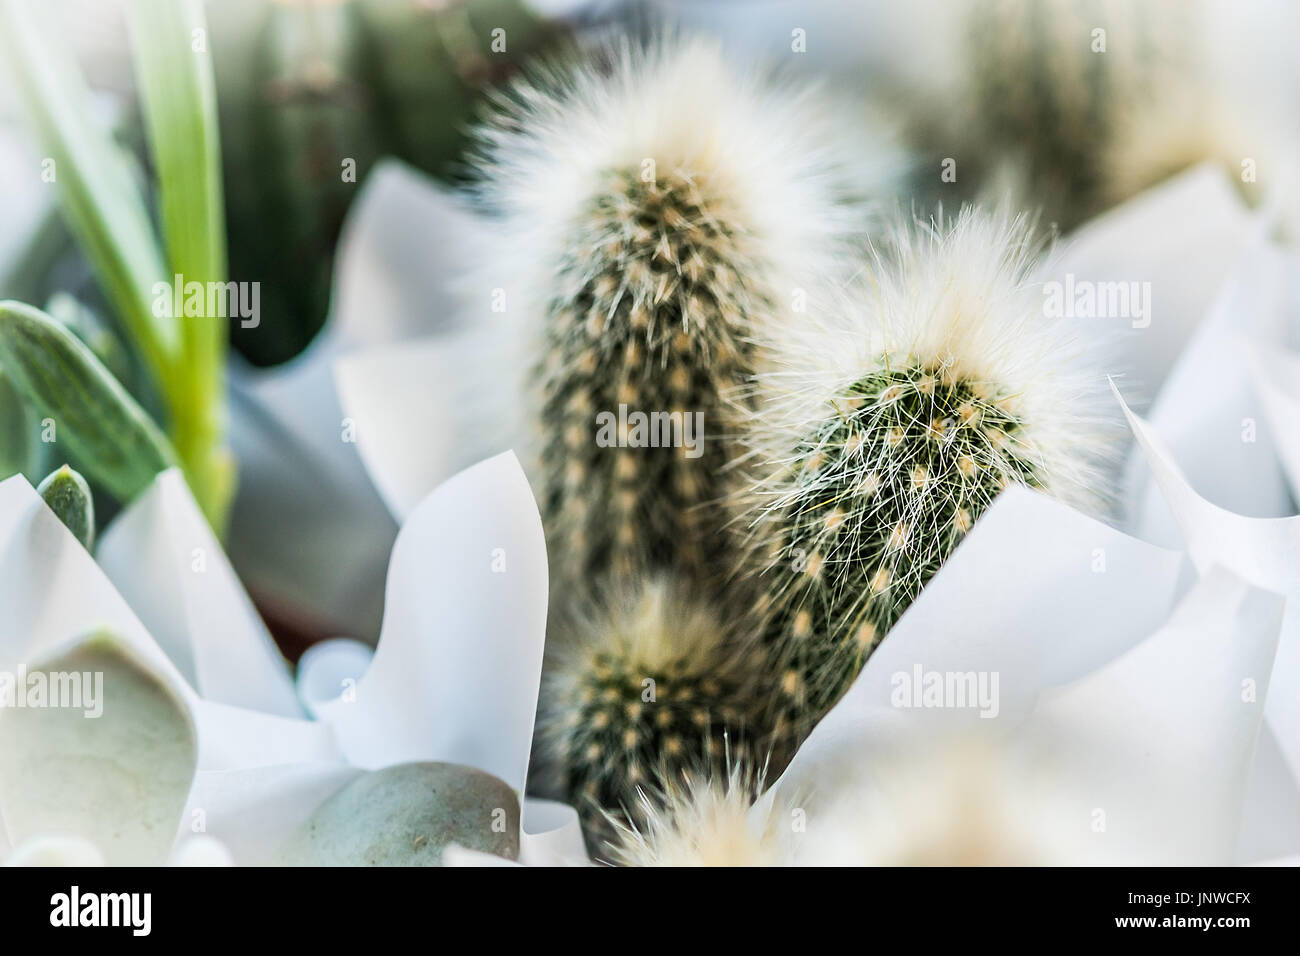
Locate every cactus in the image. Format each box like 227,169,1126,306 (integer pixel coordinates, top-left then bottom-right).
472,36,870,590
953,0,1198,229
537,578,755,852
533,165,762,585
474,37,884,840
607,763,780,867
736,209,1112,747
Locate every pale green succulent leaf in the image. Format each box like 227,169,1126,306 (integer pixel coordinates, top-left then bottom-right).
0,301,176,505
0,633,198,866
275,763,521,867
37,464,95,550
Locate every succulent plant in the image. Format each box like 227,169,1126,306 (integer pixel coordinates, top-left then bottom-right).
736,209,1113,747
532,164,761,586
472,36,873,590
537,577,755,852
474,36,888,842
607,762,781,867
1,0,234,529
37,464,95,550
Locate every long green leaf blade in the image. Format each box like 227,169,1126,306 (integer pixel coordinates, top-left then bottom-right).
0,301,176,505
127,0,233,529
127,0,228,325
0,0,179,379
37,464,95,550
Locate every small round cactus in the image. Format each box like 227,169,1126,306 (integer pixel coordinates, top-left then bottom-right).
608,764,781,867
537,578,755,851
736,209,1113,746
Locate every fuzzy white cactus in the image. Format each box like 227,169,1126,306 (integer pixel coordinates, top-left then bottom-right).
472,36,893,840
612,739,1117,866
607,764,782,867
735,208,1113,746
471,35,879,589
536,577,756,851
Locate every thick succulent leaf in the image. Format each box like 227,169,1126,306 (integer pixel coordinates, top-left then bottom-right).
0,632,198,866
0,372,42,480
3,834,105,867
275,762,520,866
0,301,176,504
36,464,94,550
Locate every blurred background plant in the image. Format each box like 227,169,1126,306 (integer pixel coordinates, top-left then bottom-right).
1,0,232,530
0,0,569,648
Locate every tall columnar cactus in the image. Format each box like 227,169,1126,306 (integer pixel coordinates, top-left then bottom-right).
472,36,871,590
736,209,1113,747
953,0,1198,229
534,167,760,583
538,578,755,852
473,37,884,839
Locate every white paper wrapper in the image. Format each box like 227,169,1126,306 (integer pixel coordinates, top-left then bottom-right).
1028,566,1282,865
1043,164,1258,410
97,470,301,717
0,452,584,865
771,483,1186,798
769,484,1282,863
224,159,492,641
303,453,547,792
1119,226,1294,548
333,329,524,521
1115,384,1300,850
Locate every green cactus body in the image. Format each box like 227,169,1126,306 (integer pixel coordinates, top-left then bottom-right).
753,358,1042,743
728,208,1118,752
483,39,885,848
540,580,752,852
536,168,762,589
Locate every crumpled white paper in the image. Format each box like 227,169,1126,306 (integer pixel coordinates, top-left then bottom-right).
1114,384,1300,848
1041,163,1259,410
223,159,493,643
0,452,586,866
769,482,1282,864
96,469,301,717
